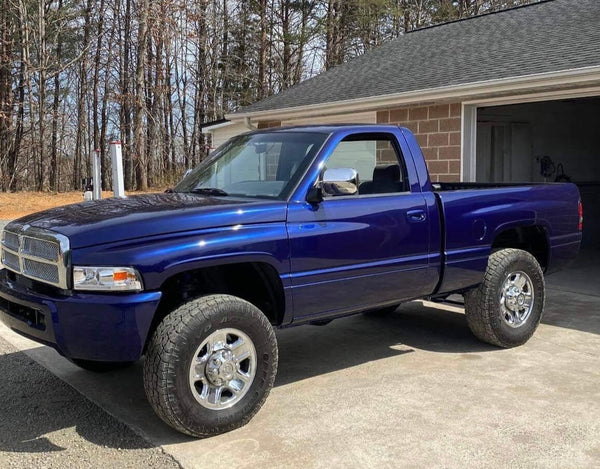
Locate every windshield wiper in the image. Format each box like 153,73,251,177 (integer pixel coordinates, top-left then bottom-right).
189,187,229,196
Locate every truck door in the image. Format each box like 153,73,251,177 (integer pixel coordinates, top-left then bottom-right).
287,132,438,321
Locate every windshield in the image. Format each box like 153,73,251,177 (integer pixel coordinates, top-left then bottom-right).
174,131,328,199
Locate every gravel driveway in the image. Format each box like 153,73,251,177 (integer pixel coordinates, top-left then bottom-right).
0,336,181,469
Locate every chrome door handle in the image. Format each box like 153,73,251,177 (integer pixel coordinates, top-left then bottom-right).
407,210,426,222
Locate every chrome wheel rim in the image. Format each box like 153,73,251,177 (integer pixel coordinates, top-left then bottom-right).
188,328,257,410
500,271,534,328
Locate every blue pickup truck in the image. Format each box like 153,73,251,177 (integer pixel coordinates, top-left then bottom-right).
0,125,582,437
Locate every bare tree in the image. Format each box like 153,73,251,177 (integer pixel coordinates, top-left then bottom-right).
0,0,540,192
133,0,150,190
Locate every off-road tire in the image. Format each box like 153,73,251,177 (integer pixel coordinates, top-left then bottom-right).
143,294,278,437
464,248,545,348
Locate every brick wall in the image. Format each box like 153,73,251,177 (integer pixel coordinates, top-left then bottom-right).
257,120,282,129
376,103,462,182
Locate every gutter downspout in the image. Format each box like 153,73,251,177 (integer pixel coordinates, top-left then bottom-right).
244,117,257,130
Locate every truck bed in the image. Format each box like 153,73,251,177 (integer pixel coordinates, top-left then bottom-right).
432,182,581,295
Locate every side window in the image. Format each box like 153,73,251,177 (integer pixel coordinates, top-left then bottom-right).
325,133,408,195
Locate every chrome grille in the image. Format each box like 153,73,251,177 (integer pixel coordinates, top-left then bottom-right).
1,249,20,271
1,225,70,288
22,236,60,261
2,231,19,251
23,258,60,284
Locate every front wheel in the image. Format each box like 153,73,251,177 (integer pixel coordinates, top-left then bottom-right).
464,248,545,348
143,294,278,437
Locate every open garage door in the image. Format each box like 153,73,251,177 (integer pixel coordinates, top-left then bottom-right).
476,97,600,250
475,97,600,296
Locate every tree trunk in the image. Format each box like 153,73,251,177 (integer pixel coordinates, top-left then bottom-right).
281,1,291,89
49,36,61,191
325,0,346,70
9,22,26,192
121,0,134,190
258,0,267,98
92,0,106,154
37,0,47,191
73,0,93,190
0,5,13,191
133,0,149,190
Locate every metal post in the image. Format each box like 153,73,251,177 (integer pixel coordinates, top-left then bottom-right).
92,149,102,200
109,141,125,198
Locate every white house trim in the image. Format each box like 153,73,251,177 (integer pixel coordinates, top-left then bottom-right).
462,85,600,107
201,120,234,132
461,104,478,182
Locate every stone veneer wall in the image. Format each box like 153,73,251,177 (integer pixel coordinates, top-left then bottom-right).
376,103,462,182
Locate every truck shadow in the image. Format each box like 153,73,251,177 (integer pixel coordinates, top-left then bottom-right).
541,250,600,335
275,301,495,387
541,288,600,335
275,285,600,387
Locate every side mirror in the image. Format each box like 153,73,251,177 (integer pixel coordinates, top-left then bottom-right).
322,168,359,197
307,167,359,204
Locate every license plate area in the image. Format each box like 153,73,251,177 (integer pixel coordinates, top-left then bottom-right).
0,296,46,330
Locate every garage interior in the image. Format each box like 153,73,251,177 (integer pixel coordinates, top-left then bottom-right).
476,96,600,296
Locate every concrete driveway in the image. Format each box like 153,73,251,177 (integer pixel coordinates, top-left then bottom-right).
1,282,598,468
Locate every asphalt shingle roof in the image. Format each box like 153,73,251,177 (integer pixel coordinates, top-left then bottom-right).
235,0,600,114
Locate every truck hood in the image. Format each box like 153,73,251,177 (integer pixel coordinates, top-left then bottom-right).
13,193,288,249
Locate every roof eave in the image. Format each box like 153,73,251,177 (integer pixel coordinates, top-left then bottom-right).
226,65,600,122
201,120,234,132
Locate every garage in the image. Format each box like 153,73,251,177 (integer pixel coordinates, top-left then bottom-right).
475,96,600,294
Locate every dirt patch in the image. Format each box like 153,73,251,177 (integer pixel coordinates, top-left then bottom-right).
0,191,162,220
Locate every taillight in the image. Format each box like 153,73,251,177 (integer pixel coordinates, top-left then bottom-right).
578,200,583,231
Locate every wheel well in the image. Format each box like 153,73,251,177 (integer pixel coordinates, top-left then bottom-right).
144,262,285,352
491,226,548,270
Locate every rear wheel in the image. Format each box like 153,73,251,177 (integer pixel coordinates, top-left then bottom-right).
143,294,278,437
464,248,544,348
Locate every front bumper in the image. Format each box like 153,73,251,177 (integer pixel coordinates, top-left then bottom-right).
0,269,162,362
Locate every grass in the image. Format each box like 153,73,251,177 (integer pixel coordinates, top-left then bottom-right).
0,190,162,219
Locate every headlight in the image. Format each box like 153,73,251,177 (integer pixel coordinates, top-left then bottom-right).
73,266,143,292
